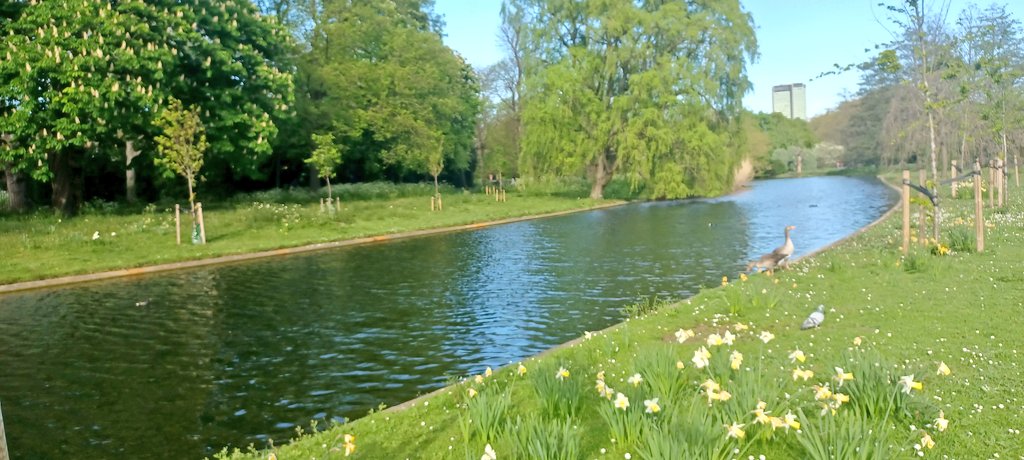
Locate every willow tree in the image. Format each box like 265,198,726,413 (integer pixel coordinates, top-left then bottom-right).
514,0,756,199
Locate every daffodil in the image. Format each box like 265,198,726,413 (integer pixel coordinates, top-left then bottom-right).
784,411,800,430
614,392,629,410
674,329,695,343
813,383,833,401
819,401,836,416
853,336,862,346
792,367,814,381
730,351,743,370
769,416,787,430
595,379,607,395
752,401,771,424
474,375,484,385
921,432,935,449
759,331,775,343
692,346,711,369
934,411,948,432
734,322,749,331
833,392,849,405
467,388,478,398
740,273,748,282
675,360,685,370
628,373,643,387
724,422,746,439
707,333,724,347
517,363,527,376
898,374,923,394
343,434,356,456
937,361,951,376
556,367,570,381
722,330,736,346
789,349,806,363
722,276,729,286
713,389,732,402
481,443,496,460
603,385,615,400
596,370,605,381
700,379,721,392
833,367,854,387
484,367,493,378
643,398,661,413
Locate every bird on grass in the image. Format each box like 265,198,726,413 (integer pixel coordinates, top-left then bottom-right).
801,305,826,330
745,225,796,272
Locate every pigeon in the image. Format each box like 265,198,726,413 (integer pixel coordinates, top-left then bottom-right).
801,305,825,330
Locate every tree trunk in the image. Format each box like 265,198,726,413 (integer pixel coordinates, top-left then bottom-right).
49,151,83,217
326,177,332,201
3,165,29,212
125,140,141,203
589,152,611,199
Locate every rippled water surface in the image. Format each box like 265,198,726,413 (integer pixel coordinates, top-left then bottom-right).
0,176,896,459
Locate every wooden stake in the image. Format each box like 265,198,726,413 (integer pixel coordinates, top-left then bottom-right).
997,158,1004,207
951,160,958,198
430,195,435,211
919,169,927,246
438,194,443,211
320,198,324,212
989,160,994,208
975,161,984,253
0,399,9,460
196,202,207,244
902,170,910,254
1015,154,1020,187
175,204,181,245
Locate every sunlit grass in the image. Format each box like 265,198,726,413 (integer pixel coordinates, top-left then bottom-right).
0,185,616,284
214,179,1024,459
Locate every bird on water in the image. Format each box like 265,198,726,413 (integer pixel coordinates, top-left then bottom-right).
745,225,795,272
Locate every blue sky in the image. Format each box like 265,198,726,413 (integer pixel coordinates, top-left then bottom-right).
433,0,1024,118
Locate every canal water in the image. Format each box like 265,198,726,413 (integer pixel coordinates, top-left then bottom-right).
0,176,896,459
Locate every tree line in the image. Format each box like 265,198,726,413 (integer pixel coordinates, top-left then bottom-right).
812,2,1024,180
2,0,769,217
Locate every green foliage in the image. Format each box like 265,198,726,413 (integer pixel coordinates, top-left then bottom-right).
154,98,207,208
528,361,587,420
306,133,343,199
944,226,975,253
517,0,757,199
501,415,581,460
621,295,671,319
901,251,929,273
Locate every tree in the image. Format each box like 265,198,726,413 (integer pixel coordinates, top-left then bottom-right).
516,0,757,199
0,0,293,215
293,0,478,185
305,133,343,202
154,98,207,218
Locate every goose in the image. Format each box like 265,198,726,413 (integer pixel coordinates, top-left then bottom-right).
745,225,796,272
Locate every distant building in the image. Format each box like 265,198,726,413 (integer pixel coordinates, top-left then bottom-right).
772,83,807,120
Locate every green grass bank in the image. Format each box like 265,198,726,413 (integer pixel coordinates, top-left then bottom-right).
215,180,1024,459
0,183,619,286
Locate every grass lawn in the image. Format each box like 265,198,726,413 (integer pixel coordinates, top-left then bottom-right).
214,179,1024,459
0,186,616,285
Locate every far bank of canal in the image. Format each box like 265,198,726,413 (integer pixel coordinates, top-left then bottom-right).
0,176,897,459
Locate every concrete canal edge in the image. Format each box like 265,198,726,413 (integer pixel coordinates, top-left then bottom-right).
383,176,902,414
0,201,628,295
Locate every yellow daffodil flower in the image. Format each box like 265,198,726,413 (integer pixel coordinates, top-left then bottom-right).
724,422,746,439
343,433,356,456
644,398,661,414
784,411,800,430
556,367,570,380
734,322,749,331
789,349,806,363
474,375,484,385
517,363,527,376
722,331,736,346
484,367,492,378
595,379,606,395
740,273,748,282
596,370,605,381
937,362,951,376
813,383,833,401
921,432,935,449
628,373,643,387
675,328,694,343
701,379,721,392
792,367,814,381
833,392,849,405
934,411,948,432
759,331,775,343
833,367,854,387
714,389,732,402
730,351,743,370
614,392,629,410
853,336,862,346
769,416,786,430
707,333,724,347
675,360,686,370
467,388,478,398
722,276,728,286
692,347,711,369
898,374,923,394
